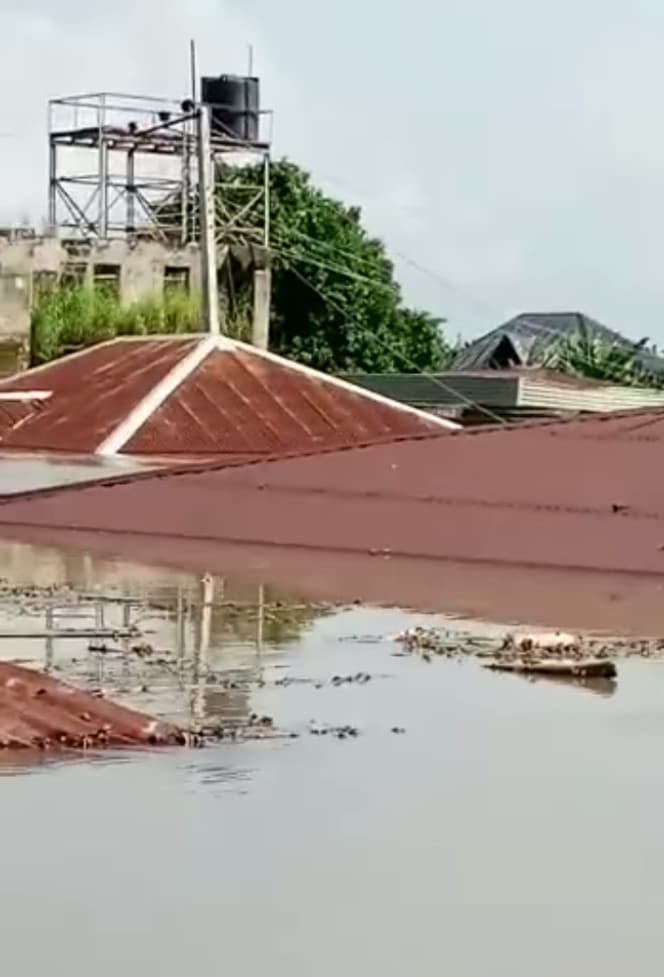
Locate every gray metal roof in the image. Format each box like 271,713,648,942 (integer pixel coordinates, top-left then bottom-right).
342,368,664,417
451,312,664,375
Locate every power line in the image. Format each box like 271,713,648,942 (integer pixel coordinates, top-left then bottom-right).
279,255,508,426
271,227,651,382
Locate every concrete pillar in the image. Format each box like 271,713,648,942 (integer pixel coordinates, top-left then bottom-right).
252,267,271,349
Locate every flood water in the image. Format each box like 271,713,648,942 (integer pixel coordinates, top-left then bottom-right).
0,548,663,975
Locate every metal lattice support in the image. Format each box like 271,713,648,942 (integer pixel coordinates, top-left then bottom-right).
47,92,271,248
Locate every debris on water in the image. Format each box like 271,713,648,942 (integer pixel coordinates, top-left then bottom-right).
308,722,360,740
484,659,617,679
391,727,406,735
502,631,582,654
393,625,664,671
331,673,372,687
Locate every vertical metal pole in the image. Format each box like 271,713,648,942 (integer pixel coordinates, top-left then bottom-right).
44,605,54,673
180,138,190,245
189,39,198,103
192,573,214,723
256,584,265,655
176,585,186,660
197,105,220,335
95,599,105,632
126,148,136,235
98,92,109,240
48,139,57,234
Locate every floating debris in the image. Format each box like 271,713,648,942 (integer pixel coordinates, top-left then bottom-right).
484,659,617,679
308,722,360,740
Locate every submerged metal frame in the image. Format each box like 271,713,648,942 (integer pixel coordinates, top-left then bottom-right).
47,91,272,249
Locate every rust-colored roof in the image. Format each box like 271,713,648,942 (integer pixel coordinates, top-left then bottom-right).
0,399,44,436
0,661,184,751
0,338,199,453
0,336,454,457
0,407,664,632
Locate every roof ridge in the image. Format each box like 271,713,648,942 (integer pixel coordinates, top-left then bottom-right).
228,337,459,432
97,336,217,455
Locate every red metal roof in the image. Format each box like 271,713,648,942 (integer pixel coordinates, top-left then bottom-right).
0,338,198,453
1,407,664,632
0,399,44,436
0,336,452,457
0,661,184,751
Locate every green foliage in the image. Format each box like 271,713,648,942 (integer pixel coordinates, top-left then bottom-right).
33,160,449,374
542,331,664,388
160,158,449,373
31,286,202,365
240,159,448,372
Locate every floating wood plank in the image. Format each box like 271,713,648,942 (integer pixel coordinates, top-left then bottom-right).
483,658,617,679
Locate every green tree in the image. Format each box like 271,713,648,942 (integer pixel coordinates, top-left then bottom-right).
33,161,449,373
168,158,449,372
542,332,663,388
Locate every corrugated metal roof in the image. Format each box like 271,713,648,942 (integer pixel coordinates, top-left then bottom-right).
0,661,183,750
343,367,664,416
1,407,664,634
0,338,199,453
0,336,455,457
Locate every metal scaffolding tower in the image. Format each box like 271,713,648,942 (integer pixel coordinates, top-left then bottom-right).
47,90,272,250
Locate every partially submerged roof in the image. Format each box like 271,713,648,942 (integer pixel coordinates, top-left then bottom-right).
0,335,455,457
0,661,184,751
1,407,664,632
452,311,664,375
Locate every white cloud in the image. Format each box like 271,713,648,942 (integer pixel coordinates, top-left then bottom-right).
3,0,664,340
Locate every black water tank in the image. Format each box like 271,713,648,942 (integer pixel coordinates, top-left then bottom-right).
200,75,260,143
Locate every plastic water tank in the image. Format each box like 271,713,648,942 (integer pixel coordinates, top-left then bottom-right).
200,75,260,143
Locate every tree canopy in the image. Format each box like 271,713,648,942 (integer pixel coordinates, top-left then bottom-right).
215,159,451,373
261,161,448,371
542,332,664,388
32,160,451,373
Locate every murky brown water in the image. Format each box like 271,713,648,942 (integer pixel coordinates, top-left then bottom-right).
0,549,663,975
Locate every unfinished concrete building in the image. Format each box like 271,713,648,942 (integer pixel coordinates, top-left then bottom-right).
0,80,272,373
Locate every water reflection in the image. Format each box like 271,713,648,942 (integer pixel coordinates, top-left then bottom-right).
503,672,618,699
0,542,332,735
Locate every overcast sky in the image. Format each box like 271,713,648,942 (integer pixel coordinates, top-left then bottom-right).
1,0,664,342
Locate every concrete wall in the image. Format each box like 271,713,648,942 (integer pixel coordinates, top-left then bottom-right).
0,237,203,297
0,236,204,346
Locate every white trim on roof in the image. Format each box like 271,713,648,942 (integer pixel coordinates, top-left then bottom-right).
0,391,52,401
97,336,219,455
227,337,461,431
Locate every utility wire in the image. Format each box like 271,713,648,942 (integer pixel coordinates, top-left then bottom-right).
272,226,651,381
279,254,508,426
286,168,654,373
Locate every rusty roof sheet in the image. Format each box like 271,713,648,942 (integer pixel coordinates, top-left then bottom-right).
0,661,184,751
0,399,44,436
0,336,453,458
0,338,198,453
0,406,662,635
